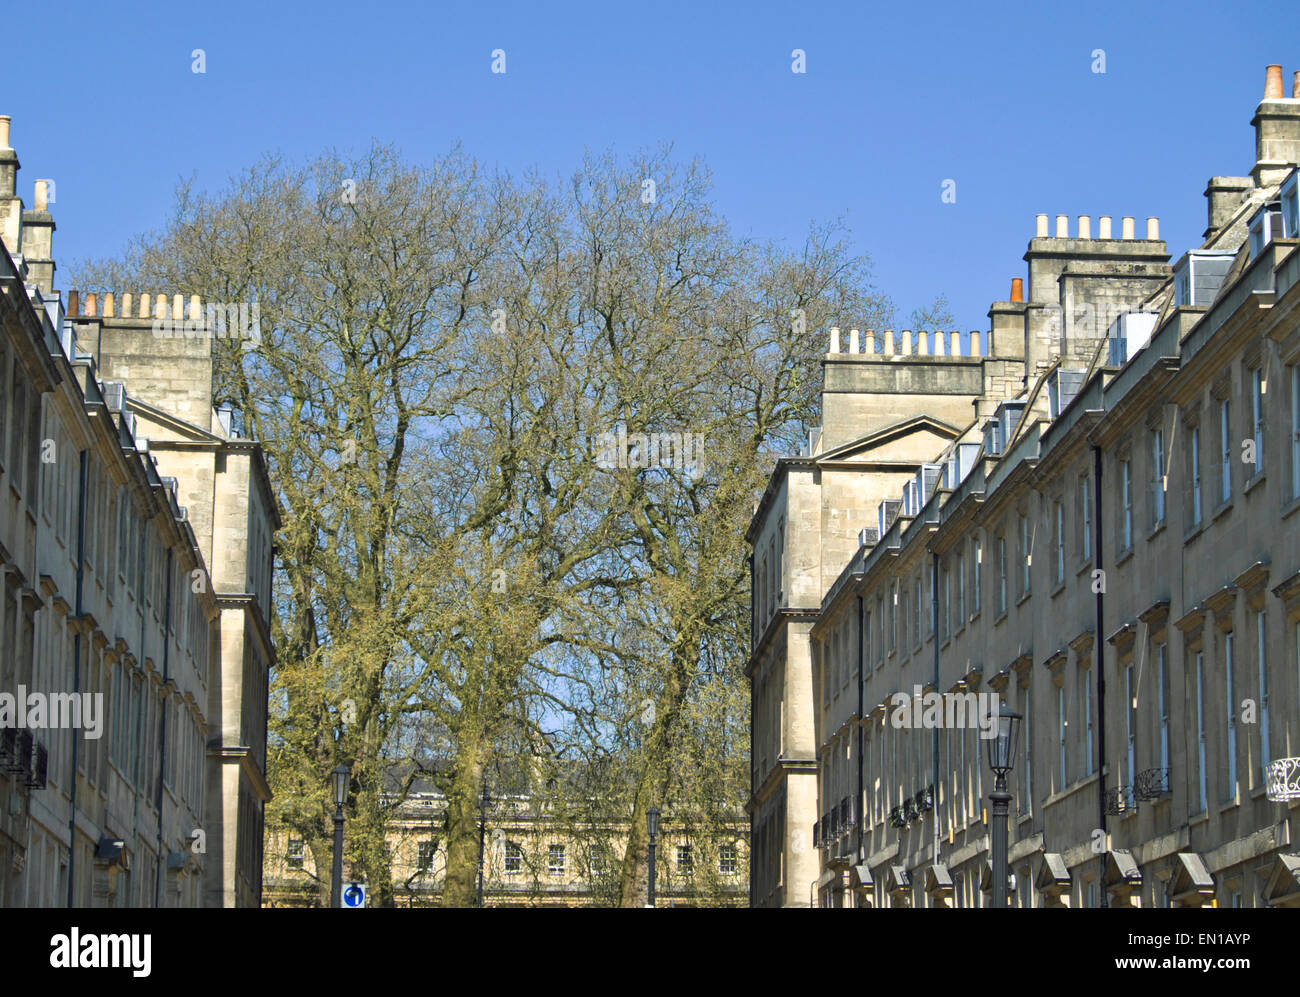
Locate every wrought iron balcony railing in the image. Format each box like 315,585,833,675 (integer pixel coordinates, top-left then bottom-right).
915,785,935,812
1103,785,1136,816
1134,767,1171,800
1266,757,1300,803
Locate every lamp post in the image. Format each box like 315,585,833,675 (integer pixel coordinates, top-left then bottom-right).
646,806,661,908
329,763,349,909
985,702,1022,908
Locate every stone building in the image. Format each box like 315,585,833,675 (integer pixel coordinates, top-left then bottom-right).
748,65,1300,908
264,771,748,907
0,114,275,906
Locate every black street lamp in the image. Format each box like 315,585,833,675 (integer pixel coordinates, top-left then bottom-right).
985,703,1022,908
646,806,661,908
330,763,350,909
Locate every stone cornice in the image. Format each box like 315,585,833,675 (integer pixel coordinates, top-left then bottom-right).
1201,583,1237,616
1069,629,1095,658
1233,559,1270,595
1272,568,1300,606
1042,648,1068,685
1106,620,1137,653
1138,599,1171,627
1174,604,1207,634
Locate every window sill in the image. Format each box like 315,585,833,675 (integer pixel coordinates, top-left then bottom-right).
1282,493,1300,521
1016,591,1032,608
1218,792,1241,814
1212,499,1234,523
1050,580,1065,599
1243,471,1266,496
1189,810,1210,828
1115,547,1134,568
968,610,980,625
1184,520,1203,544
1146,519,1166,542
1076,558,1092,578
994,610,1008,627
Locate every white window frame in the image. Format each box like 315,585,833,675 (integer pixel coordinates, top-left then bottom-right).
719,845,737,874
1120,458,1133,549
1157,644,1169,777
1251,367,1265,476
1152,427,1166,525
1258,611,1269,776
1196,651,1207,813
1225,633,1237,802
1083,670,1094,776
1058,684,1067,787
1125,664,1136,791
1080,475,1091,560
1021,686,1032,814
1220,398,1232,504
1019,513,1031,595
997,535,1007,614
1191,425,1202,525
676,843,693,874
505,841,523,874
1291,365,1300,499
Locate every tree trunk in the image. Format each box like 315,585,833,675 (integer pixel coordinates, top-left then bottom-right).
441,738,486,907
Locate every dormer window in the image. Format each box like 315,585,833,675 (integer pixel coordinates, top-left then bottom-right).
1248,201,1282,260
1172,252,1233,309
1047,368,1086,420
1105,312,1159,366
983,419,1002,457
1281,171,1299,239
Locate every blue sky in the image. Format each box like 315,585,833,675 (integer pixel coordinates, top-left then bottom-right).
8,0,1297,329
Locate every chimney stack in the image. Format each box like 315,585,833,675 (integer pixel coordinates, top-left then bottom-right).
1099,215,1112,239
0,114,20,256
1035,214,1049,238
1121,216,1135,240
1146,217,1159,240
1055,214,1069,238
1253,63,1300,185
1010,277,1024,303
21,177,56,294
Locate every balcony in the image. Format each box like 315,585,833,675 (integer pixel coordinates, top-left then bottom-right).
1134,767,1170,801
3,729,33,777
1,730,47,790
1103,785,1136,816
1266,757,1300,803
914,785,935,813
